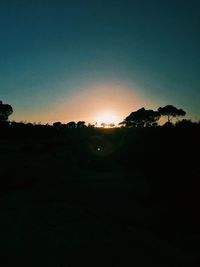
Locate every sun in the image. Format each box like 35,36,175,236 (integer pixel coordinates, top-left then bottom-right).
95,112,119,126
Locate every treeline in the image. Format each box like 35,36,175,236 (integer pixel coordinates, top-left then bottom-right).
0,100,200,178
120,105,186,127
0,100,200,128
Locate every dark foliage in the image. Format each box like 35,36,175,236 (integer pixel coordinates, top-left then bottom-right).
53,121,62,127
0,100,13,121
77,121,86,128
66,121,76,128
0,103,200,266
158,105,186,122
121,107,160,127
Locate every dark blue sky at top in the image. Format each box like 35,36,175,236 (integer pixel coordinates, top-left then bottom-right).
0,0,200,122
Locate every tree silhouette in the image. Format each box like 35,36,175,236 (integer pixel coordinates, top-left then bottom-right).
101,122,106,128
122,108,160,127
108,123,115,128
0,101,13,121
53,122,62,127
175,119,197,127
77,121,86,128
66,121,76,128
158,105,186,122
88,123,95,128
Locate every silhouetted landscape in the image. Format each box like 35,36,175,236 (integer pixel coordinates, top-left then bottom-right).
1,100,200,266
1,0,200,265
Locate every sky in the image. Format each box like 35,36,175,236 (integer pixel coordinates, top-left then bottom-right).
0,0,200,124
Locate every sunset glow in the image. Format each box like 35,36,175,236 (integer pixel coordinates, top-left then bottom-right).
95,112,119,126
0,2,199,261
1,1,199,124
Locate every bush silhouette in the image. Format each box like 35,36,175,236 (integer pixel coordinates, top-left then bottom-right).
0,100,13,121
66,121,76,128
77,121,86,128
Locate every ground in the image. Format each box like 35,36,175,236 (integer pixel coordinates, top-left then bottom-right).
0,127,199,266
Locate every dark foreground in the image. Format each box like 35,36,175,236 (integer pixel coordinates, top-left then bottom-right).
0,125,200,266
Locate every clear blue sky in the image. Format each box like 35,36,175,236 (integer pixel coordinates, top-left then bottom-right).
1,0,200,123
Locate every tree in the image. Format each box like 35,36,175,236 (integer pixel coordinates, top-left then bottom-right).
53,122,62,127
77,121,86,128
175,119,197,128
108,123,115,128
121,108,160,127
158,105,186,122
101,123,106,128
66,121,76,128
88,123,95,128
0,101,13,121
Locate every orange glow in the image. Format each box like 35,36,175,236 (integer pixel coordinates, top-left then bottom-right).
95,112,119,126
54,81,153,125
12,81,157,124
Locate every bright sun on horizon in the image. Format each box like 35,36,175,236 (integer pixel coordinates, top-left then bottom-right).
95,112,119,126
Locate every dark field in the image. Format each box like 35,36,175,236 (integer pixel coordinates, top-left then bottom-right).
0,125,200,266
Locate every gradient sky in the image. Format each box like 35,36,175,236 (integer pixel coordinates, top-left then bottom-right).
1,0,200,124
